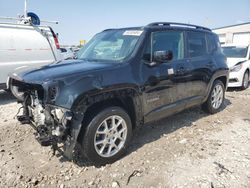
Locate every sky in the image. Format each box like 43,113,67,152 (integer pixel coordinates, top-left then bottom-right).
0,0,249,45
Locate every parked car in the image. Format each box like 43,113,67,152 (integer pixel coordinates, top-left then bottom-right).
71,46,80,53
222,44,250,89
59,47,75,60
0,22,61,97
9,22,229,165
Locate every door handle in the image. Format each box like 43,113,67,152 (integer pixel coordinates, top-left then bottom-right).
206,62,215,68
177,67,186,75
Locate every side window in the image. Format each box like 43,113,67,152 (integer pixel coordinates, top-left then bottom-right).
143,31,184,61
187,31,207,57
206,34,218,53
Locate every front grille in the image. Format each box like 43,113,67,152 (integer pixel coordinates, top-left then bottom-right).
229,78,238,83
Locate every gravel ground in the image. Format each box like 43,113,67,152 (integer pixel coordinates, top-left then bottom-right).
0,88,249,188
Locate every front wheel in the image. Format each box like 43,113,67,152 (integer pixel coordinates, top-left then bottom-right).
241,70,249,90
80,106,132,166
202,80,225,114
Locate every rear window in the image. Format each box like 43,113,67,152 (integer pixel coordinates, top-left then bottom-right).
187,31,207,57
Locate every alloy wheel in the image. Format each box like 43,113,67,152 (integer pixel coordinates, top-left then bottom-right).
211,84,224,109
94,115,128,158
243,72,249,88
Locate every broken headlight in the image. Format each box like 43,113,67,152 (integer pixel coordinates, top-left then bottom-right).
48,85,59,101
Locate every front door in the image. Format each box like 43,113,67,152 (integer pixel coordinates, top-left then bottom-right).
141,30,194,122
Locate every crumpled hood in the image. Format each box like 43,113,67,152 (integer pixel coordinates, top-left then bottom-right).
226,58,246,68
10,60,115,84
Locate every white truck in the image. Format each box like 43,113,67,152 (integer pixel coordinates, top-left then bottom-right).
0,22,61,92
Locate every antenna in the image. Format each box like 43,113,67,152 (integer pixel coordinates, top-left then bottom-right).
0,0,58,25
24,0,28,18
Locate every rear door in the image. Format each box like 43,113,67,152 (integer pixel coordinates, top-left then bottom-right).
185,31,213,104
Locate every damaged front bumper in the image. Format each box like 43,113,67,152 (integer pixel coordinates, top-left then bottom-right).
17,90,82,160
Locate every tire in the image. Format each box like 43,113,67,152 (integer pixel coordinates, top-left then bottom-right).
10,84,24,102
80,106,132,166
202,79,225,114
241,70,249,90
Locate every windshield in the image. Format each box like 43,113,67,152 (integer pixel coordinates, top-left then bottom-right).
222,46,248,58
77,29,143,62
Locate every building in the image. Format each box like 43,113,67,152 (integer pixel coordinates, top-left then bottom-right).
213,22,250,45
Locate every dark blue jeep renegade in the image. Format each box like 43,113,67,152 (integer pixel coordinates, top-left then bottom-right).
10,22,229,165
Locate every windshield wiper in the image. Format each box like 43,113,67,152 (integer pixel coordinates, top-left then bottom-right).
80,58,100,62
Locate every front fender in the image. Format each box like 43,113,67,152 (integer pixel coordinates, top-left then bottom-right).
63,86,142,159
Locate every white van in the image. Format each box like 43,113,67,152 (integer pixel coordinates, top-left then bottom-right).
0,22,61,90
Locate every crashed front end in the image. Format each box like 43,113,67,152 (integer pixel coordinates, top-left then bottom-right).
11,78,80,159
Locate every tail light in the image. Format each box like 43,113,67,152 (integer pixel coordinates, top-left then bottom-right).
49,27,60,49
53,36,60,49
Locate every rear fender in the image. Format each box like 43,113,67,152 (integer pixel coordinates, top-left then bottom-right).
203,70,229,103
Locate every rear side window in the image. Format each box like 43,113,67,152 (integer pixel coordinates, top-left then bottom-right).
187,31,207,57
206,34,218,53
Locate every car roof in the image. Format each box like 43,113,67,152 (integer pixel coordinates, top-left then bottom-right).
103,22,212,33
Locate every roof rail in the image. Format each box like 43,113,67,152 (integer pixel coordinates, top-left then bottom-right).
147,22,211,31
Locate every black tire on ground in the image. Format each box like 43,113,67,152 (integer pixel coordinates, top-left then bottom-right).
10,84,24,102
202,79,225,114
80,106,132,166
241,70,249,90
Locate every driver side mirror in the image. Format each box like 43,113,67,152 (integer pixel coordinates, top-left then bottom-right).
153,50,173,63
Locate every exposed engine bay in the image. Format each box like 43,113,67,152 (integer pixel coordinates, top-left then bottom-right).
14,81,76,158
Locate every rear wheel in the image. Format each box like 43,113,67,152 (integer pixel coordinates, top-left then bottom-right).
202,80,225,114
80,106,132,166
241,70,249,90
